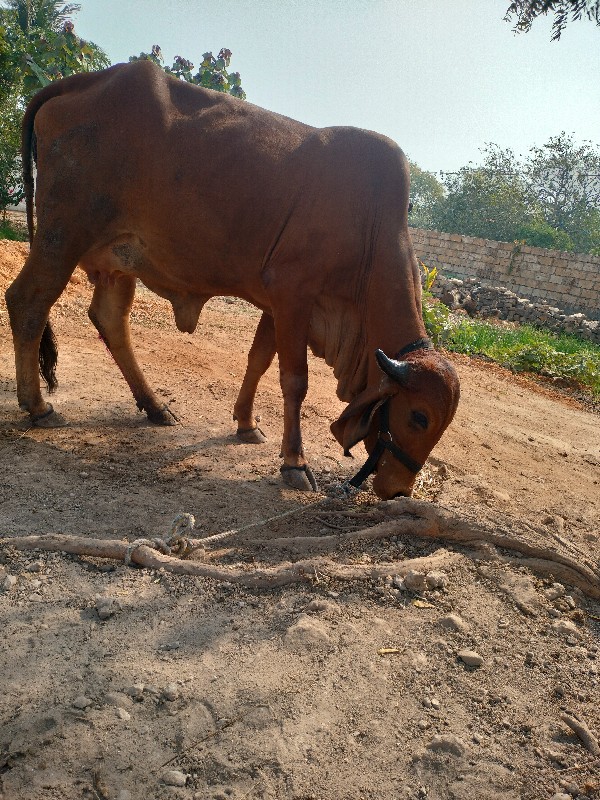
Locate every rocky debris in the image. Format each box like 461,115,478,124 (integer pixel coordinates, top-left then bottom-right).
104,691,133,709
429,275,600,344
545,582,566,601
402,570,427,591
426,733,468,757
551,619,581,638
95,595,122,620
439,613,468,633
425,571,449,590
285,614,331,647
115,707,131,721
72,695,93,710
162,769,188,787
124,684,145,701
162,682,179,702
25,560,44,572
1,573,17,591
458,650,484,667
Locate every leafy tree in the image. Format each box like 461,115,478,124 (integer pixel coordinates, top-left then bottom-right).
524,132,600,252
517,217,574,250
0,95,23,212
430,145,532,243
0,1,109,98
407,160,444,229
130,45,246,99
0,1,109,216
505,0,600,40
420,135,600,253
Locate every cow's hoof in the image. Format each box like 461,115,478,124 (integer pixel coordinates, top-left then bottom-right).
147,404,178,426
31,404,68,428
280,464,319,492
237,426,267,444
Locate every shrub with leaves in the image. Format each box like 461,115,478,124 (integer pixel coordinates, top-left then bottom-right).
420,261,452,347
130,46,246,99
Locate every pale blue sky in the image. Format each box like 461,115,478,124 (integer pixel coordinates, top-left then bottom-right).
76,0,599,174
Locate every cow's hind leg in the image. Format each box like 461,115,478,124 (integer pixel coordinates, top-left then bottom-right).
233,312,276,443
5,245,76,426
88,275,176,425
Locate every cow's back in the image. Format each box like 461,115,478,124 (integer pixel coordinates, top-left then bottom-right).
30,61,412,308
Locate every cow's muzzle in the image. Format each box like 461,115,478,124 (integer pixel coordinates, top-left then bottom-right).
346,401,423,491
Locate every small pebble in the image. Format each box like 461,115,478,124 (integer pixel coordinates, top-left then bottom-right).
124,684,145,700
116,791,131,800
426,733,467,757
72,695,93,710
550,794,571,800
439,614,468,633
1,575,17,591
545,583,566,601
116,708,131,721
458,650,484,667
425,571,448,590
95,596,121,620
162,683,179,702
162,769,188,787
403,571,427,591
26,560,44,573
551,619,580,637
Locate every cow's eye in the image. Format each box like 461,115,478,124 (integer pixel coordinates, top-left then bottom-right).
412,411,429,430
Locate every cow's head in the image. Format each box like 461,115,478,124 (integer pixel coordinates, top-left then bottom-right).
330,348,460,499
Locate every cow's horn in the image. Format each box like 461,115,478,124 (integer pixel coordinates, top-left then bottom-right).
375,349,411,384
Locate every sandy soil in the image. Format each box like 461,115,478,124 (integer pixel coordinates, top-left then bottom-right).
1,239,599,800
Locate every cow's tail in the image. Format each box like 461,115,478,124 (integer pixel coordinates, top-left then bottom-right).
21,83,68,393
21,69,116,393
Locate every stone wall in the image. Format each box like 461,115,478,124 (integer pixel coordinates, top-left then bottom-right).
409,227,600,321
430,275,600,345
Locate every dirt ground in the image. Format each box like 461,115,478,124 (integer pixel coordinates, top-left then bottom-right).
1,238,599,800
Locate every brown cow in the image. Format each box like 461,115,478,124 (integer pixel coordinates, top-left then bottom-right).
5,60,459,499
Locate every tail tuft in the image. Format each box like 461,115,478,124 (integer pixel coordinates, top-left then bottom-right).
39,321,58,392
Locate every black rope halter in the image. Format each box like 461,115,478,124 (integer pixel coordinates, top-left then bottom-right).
346,337,432,490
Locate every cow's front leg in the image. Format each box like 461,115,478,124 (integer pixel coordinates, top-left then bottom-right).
274,311,318,492
88,275,176,425
233,312,276,443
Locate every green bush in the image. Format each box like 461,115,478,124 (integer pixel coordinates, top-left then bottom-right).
0,217,28,241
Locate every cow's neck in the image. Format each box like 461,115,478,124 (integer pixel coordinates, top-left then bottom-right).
308,298,369,402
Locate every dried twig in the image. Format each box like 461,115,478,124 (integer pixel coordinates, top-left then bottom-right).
561,713,600,756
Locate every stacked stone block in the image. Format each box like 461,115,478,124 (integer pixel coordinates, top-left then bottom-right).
431,275,600,345
410,227,600,321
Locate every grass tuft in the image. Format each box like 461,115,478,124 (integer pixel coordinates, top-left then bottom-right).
423,296,600,399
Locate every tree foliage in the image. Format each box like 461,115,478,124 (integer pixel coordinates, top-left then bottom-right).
0,1,110,214
129,45,246,99
1,1,109,99
505,0,600,39
430,146,531,244
407,161,445,229
418,134,600,254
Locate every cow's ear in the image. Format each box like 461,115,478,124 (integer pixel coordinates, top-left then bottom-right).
330,383,398,455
